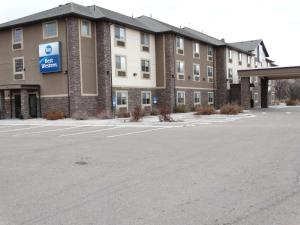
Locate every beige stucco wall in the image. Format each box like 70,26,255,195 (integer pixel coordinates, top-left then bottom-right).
0,19,69,96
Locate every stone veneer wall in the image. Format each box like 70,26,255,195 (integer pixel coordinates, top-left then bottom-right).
215,46,228,108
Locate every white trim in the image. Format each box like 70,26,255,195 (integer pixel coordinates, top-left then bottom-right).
176,86,216,90
11,27,23,51
176,60,185,80
114,25,126,48
208,91,214,105
193,63,200,82
78,19,84,96
141,91,152,107
80,19,92,38
116,90,128,109
176,91,185,105
194,91,201,105
115,54,127,77
207,66,214,83
193,42,200,59
42,20,58,39
81,93,98,97
40,94,68,98
13,56,25,81
176,36,184,55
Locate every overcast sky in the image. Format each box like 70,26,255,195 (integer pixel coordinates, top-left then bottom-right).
1,0,299,66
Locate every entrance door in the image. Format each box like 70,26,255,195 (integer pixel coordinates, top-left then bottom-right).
29,94,38,118
15,94,21,118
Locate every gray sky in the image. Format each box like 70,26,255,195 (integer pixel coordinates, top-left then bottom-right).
1,0,299,66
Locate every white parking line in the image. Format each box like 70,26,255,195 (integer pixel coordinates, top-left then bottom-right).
286,112,292,115
107,127,171,138
59,126,121,137
0,125,46,133
0,125,12,129
13,126,89,137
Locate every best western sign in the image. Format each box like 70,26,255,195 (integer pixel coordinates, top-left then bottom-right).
39,42,61,74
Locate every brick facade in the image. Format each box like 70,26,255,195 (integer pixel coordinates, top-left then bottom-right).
241,77,251,109
215,46,228,108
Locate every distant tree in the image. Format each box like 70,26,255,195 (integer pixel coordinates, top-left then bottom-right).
275,80,289,100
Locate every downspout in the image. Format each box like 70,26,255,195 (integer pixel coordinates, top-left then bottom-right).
65,17,71,117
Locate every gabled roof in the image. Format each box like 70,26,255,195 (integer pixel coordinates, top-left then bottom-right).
229,39,269,57
0,2,152,32
137,16,226,46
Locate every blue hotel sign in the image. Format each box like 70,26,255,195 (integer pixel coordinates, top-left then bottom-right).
39,42,61,74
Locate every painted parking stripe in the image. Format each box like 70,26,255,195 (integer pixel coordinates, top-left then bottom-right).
107,127,171,138
0,125,46,133
59,126,121,137
12,126,89,137
0,125,13,129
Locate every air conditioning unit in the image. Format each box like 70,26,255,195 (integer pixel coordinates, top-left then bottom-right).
116,40,126,47
177,49,184,55
229,58,233,63
117,71,126,77
247,63,251,67
14,73,24,80
177,73,184,80
13,43,22,50
239,61,242,65
208,77,214,83
141,45,149,52
142,73,150,79
208,56,213,61
194,76,200,81
194,53,200,58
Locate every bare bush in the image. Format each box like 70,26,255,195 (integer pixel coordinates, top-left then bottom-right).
220,104,243,115
194,105,216,115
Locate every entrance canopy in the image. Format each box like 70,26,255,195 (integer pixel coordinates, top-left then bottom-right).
239,66,300,80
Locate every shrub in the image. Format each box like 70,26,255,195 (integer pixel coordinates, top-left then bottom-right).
194,105,216,115
220,104,244,115
96,108,111,119
175,105,188,113
158,106,174,122
285,99,298,106
130,106,144,122
72,111,89,120
45,111,65,120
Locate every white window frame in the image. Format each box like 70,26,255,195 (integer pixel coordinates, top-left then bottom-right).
12,27,23,50
176,60,185,80
208,92,214,105
13,56,25,81
228,49,232,61
228,68,233,79
176,37,184,55
81,19,92,38
43,20,58,39
194,91,201,105
193,63,200,81
207,66,214,83
141,91,151,106
176,91,185,105
193,42,200,58
140,32,150,48
115,55,127,76
141,59,151,79
115,25,126,42
116,90,128,109
247,56,251,66
238,53,242,64
207,46,213,60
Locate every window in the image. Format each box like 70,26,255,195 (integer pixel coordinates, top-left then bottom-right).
115,25,126,47
193,64,200,81
207,46,213,61
43,21,58,39
115,55,127,76
208,92,214,105
13,57,25,80
228,68,233,84
207,66,214,83
176,61,185,80
238,53,242,65
176,37,184,54
194,92,201,105
247,56,251,66
141,59,150,79
12,28,23,50
228,49,232,62
193,42,200,58
177,91,185,105
141,33,150,51
116,91,128,107
81,20,91,37
141,91,151,106
254,92,259,103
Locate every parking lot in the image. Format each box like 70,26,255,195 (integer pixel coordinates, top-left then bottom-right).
0,106,300,225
